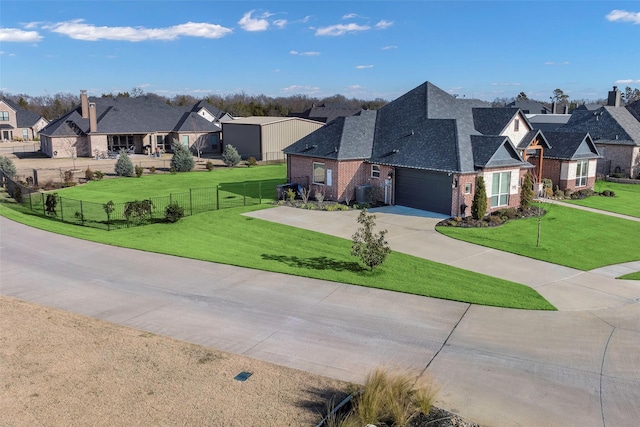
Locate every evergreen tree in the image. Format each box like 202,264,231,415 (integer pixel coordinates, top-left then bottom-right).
114,150,134,177
170,141,195,172
471,176,487,220
351,209,391,270
222,144,241,167
0,155,17,177
520,173,535,210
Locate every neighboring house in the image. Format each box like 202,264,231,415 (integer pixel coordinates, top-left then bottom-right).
0,98,48,141
222,116,323,161
529,131,600,191
560,87,640,178
505,99,551,114
39,91,224,158
286,81,543,217
526,113,572,131
289,103,363,123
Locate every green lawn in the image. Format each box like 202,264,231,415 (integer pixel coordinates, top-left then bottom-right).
0,167,554,310
57,164,288,203
561,180,640,218
438,203,640,271
619,272,640,280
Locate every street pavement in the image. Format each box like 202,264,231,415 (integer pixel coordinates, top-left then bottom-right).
1,207,639,427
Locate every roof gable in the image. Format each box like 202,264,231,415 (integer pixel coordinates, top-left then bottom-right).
473,108,520,135
471,135,527,168
562,107,640,145
542,131,600,160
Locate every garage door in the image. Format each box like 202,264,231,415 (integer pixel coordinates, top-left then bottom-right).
395,168,453,215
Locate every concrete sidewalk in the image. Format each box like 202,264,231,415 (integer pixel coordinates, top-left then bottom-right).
245,206,640,311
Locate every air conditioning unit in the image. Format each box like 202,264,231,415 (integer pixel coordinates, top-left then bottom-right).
356,185,371,203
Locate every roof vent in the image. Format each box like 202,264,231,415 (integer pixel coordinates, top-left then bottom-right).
392,149,399,153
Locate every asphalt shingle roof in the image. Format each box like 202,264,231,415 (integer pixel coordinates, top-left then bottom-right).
561,107,640,146
472,108,519,136
542,131,600,160
505,99,551,114
284,110,376,160
1,97,46,128
40,96,223,136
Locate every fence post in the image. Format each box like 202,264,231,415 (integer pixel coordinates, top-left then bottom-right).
259,182,262,204
42,192,46,215
59,196,64,221
216,185,219,210
189,189,193,216
243,183,246,206
80,200,85,226
29,191,33,211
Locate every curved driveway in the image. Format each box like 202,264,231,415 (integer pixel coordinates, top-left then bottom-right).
1,212,639,427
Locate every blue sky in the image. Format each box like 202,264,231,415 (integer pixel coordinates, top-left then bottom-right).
1,1,639,102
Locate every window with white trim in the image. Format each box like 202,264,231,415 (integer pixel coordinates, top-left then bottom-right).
371,164,380,178
576,160,588,187
313,162,325,184
0,112,9,121
464,183,472,194
491,171,511,207
514,119,520,132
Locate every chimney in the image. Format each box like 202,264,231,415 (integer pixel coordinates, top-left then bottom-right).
551,101,557,114
89,102,97,132
607,86,621,107
81,90,89,118
563,104,569,114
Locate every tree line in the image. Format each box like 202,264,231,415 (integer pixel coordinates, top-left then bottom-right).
2,85,638,122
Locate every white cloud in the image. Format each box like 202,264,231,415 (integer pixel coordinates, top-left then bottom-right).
342,13,360,19
381,45,397,50
290,50,320,56
273,19,287,29
347,85,363,90
315,23,371,36
43,19,232,41
238,10,271,31
282,85,321,95
0,28,42,42
606,10,640,24
375,20,393,30
544,61,570,66
491,82,521,86
355,65,374,69
615,79,640,84
23,22,43,30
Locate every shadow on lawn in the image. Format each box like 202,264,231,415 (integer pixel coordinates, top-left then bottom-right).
261,254,365,272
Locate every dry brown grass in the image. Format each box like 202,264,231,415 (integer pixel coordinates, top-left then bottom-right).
0,296,349,426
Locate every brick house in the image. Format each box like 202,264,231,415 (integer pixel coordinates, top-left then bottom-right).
38,91,228,158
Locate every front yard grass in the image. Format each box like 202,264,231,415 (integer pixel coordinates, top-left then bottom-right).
437,202,640,271
561,180,640,218
619,272,640,280
0,190,553,310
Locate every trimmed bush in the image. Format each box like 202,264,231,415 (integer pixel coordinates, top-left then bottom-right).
351,208,391,270
471,176,487,220
115,150,134,177
93,170,105,180
170,142,195,172
205,161,214,171
520,173,534,209
134,164,144,177
84,167,94,181
247,156,257,167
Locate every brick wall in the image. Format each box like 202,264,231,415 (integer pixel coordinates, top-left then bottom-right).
596,144,638,178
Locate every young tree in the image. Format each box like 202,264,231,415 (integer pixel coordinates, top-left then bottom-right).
351,208,391,270
114,150,134,177
552,88,569,103
222,144,241,167
0,155,17,178
170,141,195,172
520,172,535,210
471,176,487,220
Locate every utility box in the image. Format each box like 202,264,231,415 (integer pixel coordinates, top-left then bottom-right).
356,185,371,203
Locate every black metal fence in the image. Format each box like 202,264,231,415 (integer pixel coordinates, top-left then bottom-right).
0,171,284,231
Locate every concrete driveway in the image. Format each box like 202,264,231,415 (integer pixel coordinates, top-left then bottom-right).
1,212,639,426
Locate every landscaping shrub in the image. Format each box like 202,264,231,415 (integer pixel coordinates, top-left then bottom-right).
325,367,436,427
45,193,58,216
84,167,94,181
570,188,595,199
554,188,565,198
488,215,504,226
0,156,17,177
247,156,257,167
93,170,105,180
520,173,534,209
170,142,195,172
601,190,615,197
205,161,214,171
222,144,241,167
351,208,391,270
149,166,156,174
134,164,144,177
123,199,154,224
495,207,517,220
471,176,487,220
164,202,185,223
115,150,134,177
